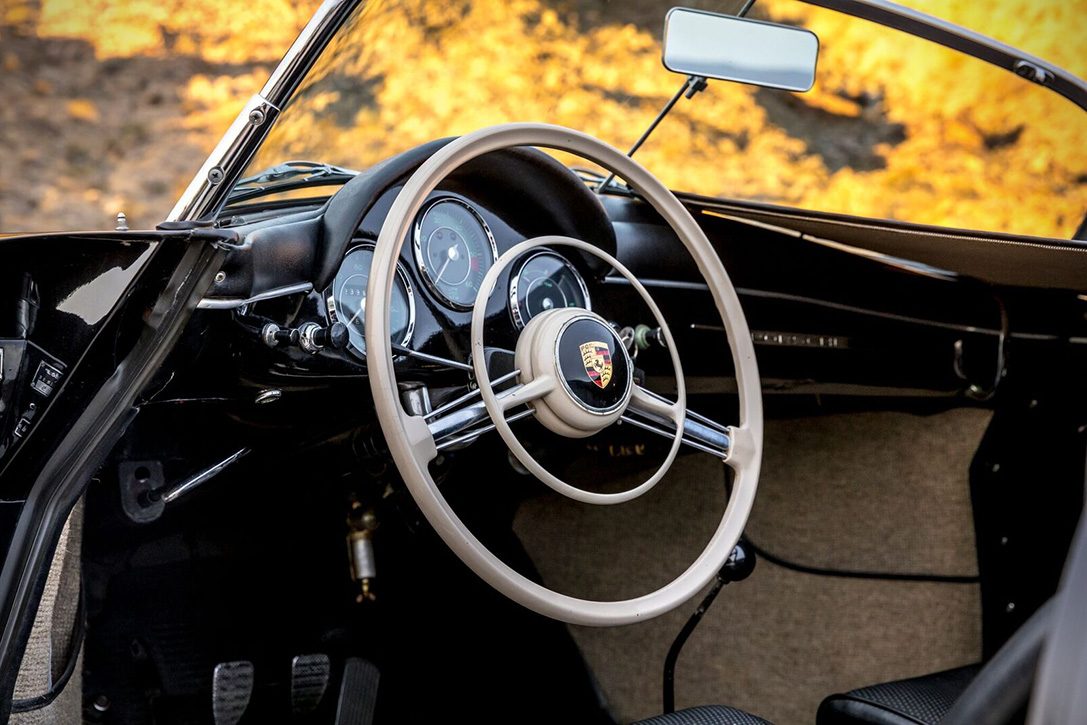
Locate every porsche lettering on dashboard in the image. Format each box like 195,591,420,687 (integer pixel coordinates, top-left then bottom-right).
579,341,613,389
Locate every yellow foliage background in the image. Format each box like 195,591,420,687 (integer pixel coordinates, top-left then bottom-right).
2,0,1086,237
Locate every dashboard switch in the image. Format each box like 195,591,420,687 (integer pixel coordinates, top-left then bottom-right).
298,322,348,354
261,323,299,348
262,322,347,353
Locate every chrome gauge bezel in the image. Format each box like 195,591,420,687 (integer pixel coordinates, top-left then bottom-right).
508,250,592,330
326,241,416,359
412,196,498,311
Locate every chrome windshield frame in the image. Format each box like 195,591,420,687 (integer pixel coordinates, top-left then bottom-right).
166,0,362,223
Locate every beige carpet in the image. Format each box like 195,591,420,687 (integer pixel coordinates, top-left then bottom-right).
514,408,990,724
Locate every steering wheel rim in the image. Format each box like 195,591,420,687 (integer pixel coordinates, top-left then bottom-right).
365,123,763,626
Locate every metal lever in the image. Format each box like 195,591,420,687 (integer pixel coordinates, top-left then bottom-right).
663,541,756,713
142,448,251,507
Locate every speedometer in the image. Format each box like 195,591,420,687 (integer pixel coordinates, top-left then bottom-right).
413,198,497,309
509,251,590,329
328,244,415,357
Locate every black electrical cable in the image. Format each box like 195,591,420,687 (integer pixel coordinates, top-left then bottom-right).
744,536,980,584
663,573,728,713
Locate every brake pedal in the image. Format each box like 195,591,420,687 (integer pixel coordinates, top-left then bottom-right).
212,661,254,725
291,653,331,716
334,658,380,725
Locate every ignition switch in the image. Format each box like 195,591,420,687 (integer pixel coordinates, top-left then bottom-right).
614,323,667,360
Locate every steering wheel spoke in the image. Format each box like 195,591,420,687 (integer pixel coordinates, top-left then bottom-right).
629,384,682,422
425,374,537,452
499,375,554,412
624,385,733,460
402,412,441,463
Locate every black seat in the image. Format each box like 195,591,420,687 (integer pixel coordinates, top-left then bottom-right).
633,705,772,724
630,664,979,725
816,664,980,725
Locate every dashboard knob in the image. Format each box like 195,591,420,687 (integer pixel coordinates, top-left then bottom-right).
298,321,348,353
315,321,348,350
261,322,299,348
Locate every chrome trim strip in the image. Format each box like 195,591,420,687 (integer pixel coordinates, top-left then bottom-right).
197,282,314,310
258,0,354,104
602,276,710,292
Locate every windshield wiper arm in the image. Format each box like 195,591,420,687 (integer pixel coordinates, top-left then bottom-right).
227,160,358,204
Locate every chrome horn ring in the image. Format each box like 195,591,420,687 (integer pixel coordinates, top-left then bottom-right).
471,236,685,505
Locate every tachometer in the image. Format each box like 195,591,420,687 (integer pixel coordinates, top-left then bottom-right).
413,198,497,309
509,251,590,329
328,244,415,357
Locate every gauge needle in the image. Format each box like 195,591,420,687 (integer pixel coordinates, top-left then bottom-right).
347,296,366,327
434,244,460,283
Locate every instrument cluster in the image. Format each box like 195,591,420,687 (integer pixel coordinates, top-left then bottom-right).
324,195,591,360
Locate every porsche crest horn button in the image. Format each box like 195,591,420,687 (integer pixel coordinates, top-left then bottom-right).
579,341,613,389
554,317,631,414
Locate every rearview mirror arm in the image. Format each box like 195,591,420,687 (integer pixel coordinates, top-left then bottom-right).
595,0,757,194
595,74,707,193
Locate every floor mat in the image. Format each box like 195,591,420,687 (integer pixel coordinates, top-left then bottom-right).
513,409,988,724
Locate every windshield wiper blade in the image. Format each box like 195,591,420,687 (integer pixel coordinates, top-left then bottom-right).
227,160,358,203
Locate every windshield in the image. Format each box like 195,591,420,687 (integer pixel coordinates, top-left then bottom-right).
244,0,1087,238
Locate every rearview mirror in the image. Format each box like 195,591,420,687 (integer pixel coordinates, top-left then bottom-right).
662,7,819,92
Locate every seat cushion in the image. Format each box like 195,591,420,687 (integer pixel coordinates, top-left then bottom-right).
633,705,772,725
817,664,980,725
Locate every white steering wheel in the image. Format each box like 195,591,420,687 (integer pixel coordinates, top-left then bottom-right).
366,123,762,626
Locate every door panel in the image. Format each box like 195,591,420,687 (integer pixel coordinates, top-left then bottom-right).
0,229,230,717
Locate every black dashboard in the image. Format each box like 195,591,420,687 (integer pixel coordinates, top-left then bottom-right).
209,141,1087,408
